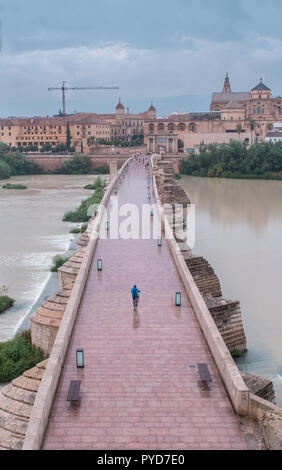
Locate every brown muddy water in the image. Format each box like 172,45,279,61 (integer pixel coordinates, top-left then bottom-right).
0,174,101,343
180,175,282,406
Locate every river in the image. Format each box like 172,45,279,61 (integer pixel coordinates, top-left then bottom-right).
0,174,100,343
180,175,282,406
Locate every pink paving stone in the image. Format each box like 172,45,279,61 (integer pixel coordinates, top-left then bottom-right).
43,162,247,451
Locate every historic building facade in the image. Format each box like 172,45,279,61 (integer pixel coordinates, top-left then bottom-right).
0,99,156,152
144,75,281,153
1,77,281,154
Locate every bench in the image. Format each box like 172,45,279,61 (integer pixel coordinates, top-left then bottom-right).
67,380,81,406
197,363,212,389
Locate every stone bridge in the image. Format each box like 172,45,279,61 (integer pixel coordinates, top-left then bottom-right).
1,154,282,451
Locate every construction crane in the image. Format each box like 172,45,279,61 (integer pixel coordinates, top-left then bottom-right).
48,81,119,116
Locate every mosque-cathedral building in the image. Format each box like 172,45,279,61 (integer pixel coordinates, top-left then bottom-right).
145,74,282,153
0,75,281,154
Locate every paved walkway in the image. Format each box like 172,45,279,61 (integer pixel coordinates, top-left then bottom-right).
43,162,247,450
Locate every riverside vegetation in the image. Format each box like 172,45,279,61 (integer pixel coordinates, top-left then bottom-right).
63,177,107,223
0,144,109,180
0,330,44,383
0,286,14,314
2,183,28,190
181,141,282,180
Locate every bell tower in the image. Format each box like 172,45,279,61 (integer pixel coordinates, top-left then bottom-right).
223,73,231,93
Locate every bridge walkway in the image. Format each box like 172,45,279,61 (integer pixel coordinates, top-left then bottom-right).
43,161,246,450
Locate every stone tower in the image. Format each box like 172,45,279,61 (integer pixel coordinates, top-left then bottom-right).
148,102,157,119
223,73,231,93
115,97,125,115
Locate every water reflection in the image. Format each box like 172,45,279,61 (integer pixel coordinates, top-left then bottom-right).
182,176,282,231
133,311,141,330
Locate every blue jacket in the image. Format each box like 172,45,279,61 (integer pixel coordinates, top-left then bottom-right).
131,286,140,299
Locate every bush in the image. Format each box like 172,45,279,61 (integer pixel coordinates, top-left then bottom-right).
0,161,12,180
175,173,181,180
84,176,106,190
63,186,105,222
0,296,14,314
70,224,88,234
1,151,43,177
231,349,244,358
50,257,70,272
55,154,92,174
2,183,27,189
0,331,44,382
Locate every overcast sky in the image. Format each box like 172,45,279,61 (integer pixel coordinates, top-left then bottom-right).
0,0,282,116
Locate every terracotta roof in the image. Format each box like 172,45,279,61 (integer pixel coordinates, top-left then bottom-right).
224,100,243,110
211,92,249,103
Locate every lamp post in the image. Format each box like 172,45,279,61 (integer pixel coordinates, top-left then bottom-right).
76,349,84,368
175,292,182,306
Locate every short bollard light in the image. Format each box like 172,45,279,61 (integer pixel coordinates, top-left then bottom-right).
76,349,84,368
148,193,151,200
175,292,182,306
97,259,103,271
150,208,154,216
158,236,162,246
105,220,109,231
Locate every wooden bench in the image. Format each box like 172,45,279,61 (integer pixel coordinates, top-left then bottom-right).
67,380,81,406
197,363,212,389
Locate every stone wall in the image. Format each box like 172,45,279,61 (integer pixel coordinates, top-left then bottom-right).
0,360,48,450
205,297,247,353
58,251,86,289
30,283,74,356
25,154,130,172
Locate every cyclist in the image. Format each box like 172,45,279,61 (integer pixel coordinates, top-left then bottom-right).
131,284,141,310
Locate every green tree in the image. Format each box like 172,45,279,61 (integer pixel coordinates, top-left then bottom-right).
249,119,256,145
236,124,243,140
87,136,96,151
56,154,92,175
266,122,273,132
66,122,71,150
178,139,184,152
0,161,12,179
